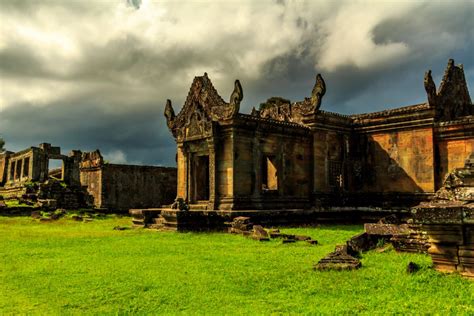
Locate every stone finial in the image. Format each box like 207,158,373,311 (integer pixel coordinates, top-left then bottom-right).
164,99,175,130
424,70,437,107
311,73,326,112
229,79,243,112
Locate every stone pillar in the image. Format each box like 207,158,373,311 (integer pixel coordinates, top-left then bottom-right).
208,140,216,210
252,132,262,198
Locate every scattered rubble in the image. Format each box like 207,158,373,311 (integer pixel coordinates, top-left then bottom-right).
227,216,253,234
225,217,318,244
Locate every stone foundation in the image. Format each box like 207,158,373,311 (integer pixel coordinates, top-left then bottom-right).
413,205,474,279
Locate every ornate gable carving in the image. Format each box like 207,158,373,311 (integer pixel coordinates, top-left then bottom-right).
251,74,326,125
164,73,243,141
424,59,473,121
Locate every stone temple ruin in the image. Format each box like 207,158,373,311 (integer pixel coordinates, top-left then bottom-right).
0,143,87,209
0,145,176,211
129,59,473,278
161,59,472,215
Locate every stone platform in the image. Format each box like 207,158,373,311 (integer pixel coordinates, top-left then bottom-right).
129,207,411,231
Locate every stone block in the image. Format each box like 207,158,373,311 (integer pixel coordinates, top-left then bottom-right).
295,235,311,241
364,223,411,236
412,206,464,224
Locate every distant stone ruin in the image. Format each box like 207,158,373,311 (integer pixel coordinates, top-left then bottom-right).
0,145,177,212
0,143,89,209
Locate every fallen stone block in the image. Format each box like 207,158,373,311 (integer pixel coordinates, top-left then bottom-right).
71,215,83,221
252,237,270,241
252,225,269,239
113,226,130,231
314,247,361,271
295,235,311,241
306,239,318,245
282,239,296,244
364,223,411,236
347,232,383,253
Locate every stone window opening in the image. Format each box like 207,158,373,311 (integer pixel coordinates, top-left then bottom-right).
328,160,343,189
262,155,278,191
10,161,16,180
15,160,22,180
23,158,30,177
48,159,64,181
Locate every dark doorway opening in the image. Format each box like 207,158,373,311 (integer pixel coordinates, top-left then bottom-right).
192,155,209,202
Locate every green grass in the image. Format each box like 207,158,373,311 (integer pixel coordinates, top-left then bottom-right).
4,200,33,208
1,216,473,315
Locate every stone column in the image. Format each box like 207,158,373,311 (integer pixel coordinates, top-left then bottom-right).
176,143,187,201
208,139,216,210
252,132,262,197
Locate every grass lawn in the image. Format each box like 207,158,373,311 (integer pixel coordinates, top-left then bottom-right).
1,216,473,315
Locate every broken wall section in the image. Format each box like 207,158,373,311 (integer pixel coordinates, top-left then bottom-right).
80,150,177,211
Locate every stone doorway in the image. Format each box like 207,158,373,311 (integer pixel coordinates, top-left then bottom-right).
191,155,210,203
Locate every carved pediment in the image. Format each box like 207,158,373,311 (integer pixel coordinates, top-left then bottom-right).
251,73,326,125
424,59,473,121
164,73,243,140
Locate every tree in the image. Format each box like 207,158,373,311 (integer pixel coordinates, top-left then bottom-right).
0,137,5,153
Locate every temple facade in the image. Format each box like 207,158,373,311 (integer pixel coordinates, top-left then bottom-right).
164,59,474,211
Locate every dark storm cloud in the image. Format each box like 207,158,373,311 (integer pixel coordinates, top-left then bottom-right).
1,0,473,165
0,99,175,166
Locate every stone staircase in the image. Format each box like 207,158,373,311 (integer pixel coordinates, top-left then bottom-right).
129,208,162,228
188,201,209,210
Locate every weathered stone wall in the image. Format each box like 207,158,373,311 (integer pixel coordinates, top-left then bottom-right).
81,164,177,211
79,167,102,208
365,127,435,193
230,125,312,208
312,129,349,194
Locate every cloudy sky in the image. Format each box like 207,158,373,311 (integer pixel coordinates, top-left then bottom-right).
1,0,473,166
